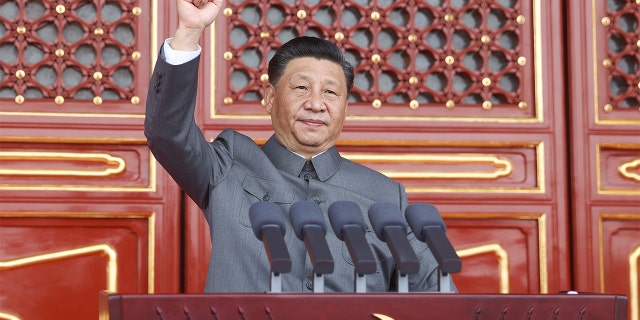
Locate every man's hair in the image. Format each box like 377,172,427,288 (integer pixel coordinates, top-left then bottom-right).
268,36,355,93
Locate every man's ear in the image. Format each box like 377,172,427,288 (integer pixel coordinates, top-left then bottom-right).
264,84,275,114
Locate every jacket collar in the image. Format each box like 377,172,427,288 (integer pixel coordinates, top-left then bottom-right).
262,135,341,181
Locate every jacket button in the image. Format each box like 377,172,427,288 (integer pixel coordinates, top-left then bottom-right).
310,197,320,204
305,281,313,291
262,194,270,201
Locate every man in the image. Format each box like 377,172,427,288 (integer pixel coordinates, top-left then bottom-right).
145,0,454,292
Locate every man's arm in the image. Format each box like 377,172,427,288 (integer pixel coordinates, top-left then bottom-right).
144,0,225,208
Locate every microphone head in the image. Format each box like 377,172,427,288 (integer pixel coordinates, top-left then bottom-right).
367,201,406,241
289,200,327,240
404,202,446,242
328,201,367,241
249,201,286,239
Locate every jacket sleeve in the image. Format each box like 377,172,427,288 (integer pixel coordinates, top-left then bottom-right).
144,50,220,209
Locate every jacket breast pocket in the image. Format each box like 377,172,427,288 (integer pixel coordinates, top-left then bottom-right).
238,175,294,228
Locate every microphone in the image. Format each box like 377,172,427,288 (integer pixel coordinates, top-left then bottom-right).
368,202,419,293
328,201,377,293
289,201,334,292
405,202,461,293
249,201,292,293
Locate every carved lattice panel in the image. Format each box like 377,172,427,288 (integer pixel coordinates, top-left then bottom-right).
0,0,150,115
595,0,640,124
212,0,538,121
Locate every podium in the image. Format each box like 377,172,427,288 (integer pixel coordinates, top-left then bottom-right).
99,291,628,320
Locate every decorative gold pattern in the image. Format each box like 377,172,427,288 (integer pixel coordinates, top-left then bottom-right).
0,138,156,192
619,159,640,182
0,151,125,177
0,244,118,292
341,153,513,180
596,144,640,195
457,243,510,293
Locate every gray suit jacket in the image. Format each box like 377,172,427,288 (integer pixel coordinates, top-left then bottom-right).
145,50,450,293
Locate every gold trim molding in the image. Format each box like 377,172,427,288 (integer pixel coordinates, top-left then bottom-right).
629,245,639,320
457,243,510,293
0,312,20,320
598,213,640,320
0,244,118,292
446,212,548,293
0,152,156,192
0,211,156,293
341,153,513,180
0,151,125,177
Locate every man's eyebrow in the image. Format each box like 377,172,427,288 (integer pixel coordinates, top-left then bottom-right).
290,73,342,87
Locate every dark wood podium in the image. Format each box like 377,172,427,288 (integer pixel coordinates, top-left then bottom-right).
99,291,628,320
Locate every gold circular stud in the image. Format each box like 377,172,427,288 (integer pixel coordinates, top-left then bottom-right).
444,13,454,23
516,15,525,25
602,59,612,68
603,104,613,113
297,10,307,20
518,101,528,110
94,28,104,36
482,77,492,87
260,31,270,39
15,95,25,104
16,70,26,79
55,96,65,105
224,97,233,105
482,101,492,110
132,51,141,61
260,74,269,83
371,54,381,64
372,99,382,109
132,7,142,16
517,56,527,66
409,76,419,85
93,72,103,81
481,35,491,44
445,56,455,65
56,4,66,14
55,48,65,57
601,17,611,27
17,26,26,34
445,100,455,109
131,96,140,105
371,11,380,21
334,32,344,42
223,52,233,61
93,96,103,105
409,100,419,109
408,34,417,43
223,8,233,17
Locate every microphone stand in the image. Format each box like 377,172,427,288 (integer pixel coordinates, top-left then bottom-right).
261,226,291,293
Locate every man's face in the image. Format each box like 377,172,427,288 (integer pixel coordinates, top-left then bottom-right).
264,57,348,159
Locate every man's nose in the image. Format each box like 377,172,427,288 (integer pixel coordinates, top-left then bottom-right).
306,90,325,111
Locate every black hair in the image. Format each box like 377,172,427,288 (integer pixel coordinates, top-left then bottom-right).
267,36,354,93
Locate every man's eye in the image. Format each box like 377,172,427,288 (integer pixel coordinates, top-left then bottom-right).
325,90,337,95
295,86,307,90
